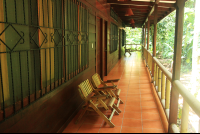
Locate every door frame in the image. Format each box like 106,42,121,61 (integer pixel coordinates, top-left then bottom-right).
119,29,121,59
104,20,108,76
96,16,103,79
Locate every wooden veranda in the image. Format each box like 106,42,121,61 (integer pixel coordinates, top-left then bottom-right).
0,0,199,133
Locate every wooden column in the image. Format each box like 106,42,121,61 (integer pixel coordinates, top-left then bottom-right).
142,26,144,46
153,4,158,56
144,23,147,48
147,17,150,50
152,4,158,79
169,0,185,132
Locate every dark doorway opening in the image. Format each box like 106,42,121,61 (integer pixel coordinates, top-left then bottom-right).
96,17,103,79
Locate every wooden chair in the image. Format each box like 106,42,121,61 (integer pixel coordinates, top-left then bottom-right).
91,73,124,104
75,79,121,127
124,44,131,56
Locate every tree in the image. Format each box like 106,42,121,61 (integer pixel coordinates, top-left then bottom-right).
191,0,200,99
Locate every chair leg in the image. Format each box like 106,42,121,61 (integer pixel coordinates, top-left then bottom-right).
109,89,117,99
114,110,119,115
90,101,115,127
119,98,124,104
113,104,121,113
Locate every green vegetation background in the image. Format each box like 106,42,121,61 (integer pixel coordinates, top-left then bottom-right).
126,0,199,74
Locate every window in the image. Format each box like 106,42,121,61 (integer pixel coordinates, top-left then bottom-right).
0,0,89,121
110,23,118,53
110,8,118,22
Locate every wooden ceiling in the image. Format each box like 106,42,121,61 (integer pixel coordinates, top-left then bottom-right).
108,0,176,28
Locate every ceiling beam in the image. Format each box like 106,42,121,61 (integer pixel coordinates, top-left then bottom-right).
113,7,151,10
107,0,154,6
108,0,174,7
143,0,160,26
158,2,175,7
109,0,176,27
111,5,151,9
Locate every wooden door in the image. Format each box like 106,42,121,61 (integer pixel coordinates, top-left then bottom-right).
96,17,103,79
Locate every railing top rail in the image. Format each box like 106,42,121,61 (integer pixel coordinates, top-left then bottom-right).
147,49,152,56
143,46,151,54
173,80,200,117
125,44,141,45
153,57,172,82
143,46,172,81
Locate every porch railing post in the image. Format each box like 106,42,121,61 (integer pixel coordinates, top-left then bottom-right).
142,26,144,46
142,26,144,57
147,17,150,50
144,22,147,48
152,3,158,82
168,0,186,132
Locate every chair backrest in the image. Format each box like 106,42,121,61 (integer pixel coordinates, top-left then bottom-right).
91,73,103,88
78,79,94,100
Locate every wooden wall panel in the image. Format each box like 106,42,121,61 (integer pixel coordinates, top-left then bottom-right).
0,0,126,133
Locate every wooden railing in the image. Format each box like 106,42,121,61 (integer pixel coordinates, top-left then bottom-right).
142,46,200,133
125,44,141,51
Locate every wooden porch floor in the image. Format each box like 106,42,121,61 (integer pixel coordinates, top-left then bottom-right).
62,52,165,133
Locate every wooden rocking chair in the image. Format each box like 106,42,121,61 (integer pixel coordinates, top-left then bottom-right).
91,73,124,104
75,79,121,127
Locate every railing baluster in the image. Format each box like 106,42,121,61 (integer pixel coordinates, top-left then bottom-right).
181,99,189,133
158,68,161,99
150,54,152,73
148,53,150,70
161,72,166,107
154,63,156,85
165,78,170,119
146,49,148,66
158,68,161,92
143,46,200,133
156,65,159,90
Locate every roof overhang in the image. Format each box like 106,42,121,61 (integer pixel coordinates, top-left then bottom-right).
108,0,176,28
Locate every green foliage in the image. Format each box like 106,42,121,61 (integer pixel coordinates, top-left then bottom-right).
125,0,197,74
154,10,176,59
125,27,142,44
151,0,195,73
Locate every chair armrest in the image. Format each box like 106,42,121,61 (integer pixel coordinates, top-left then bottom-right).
104,79,120,83
88,95,109,100
97,85,117,89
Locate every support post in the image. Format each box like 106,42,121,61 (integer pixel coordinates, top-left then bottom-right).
144,23,147,48
142,26,144,57
169,0,185,132
161,72,165,100
152,4,158,81
142,26,144,46
147,17,150,50
153,4,157,57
